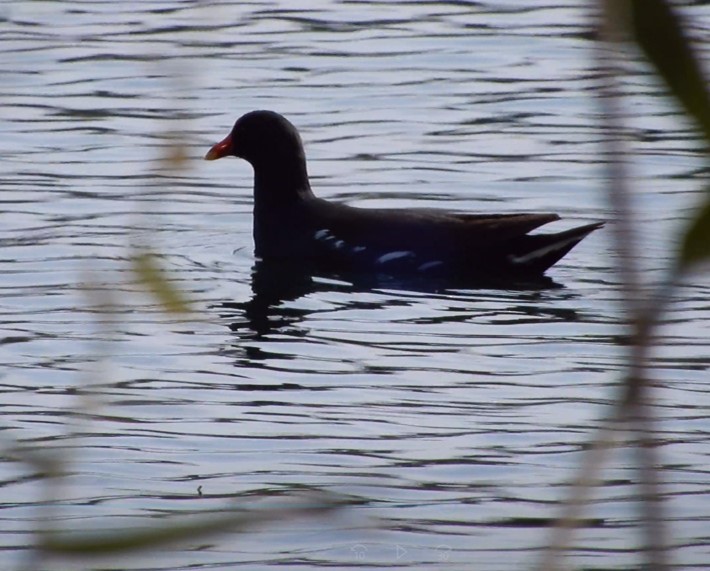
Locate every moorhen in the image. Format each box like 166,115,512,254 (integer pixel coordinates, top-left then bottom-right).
205,110,603,278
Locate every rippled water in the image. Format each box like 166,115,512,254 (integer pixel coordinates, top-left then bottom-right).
1,1,709,569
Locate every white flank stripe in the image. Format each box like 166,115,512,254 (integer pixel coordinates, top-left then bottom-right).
352,246,367,253
418,260,444,272
314,229,331,241
508,236,580,265
376,251,414,265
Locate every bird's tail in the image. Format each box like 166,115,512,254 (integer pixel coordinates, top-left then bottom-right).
507,221,605,274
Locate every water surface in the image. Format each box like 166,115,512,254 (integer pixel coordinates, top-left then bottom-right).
1,1,709,569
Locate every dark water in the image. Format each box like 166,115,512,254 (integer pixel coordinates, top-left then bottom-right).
1,1,709,569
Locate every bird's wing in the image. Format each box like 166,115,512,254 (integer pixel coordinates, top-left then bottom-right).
308,200,560,254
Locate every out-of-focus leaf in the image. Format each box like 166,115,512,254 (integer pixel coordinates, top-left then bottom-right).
630,0,710,145
39,494,345,556
131,250,192,315
161,133,190,173
2,435,65,478
679,195,710,270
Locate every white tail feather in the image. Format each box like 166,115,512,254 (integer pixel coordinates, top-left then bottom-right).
508,235,581,265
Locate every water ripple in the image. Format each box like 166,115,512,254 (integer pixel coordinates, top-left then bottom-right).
1,1,709,570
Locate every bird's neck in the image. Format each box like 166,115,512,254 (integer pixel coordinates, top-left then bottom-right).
252,157,313,205
251,158,315,259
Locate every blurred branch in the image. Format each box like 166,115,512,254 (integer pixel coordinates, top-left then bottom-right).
631,0,710,144
545,0,710,567
39,491,348,557
131,249,194,316
679,194,710,270
538,1,710,568
595,1,642,319
631,0,710,276
538,410,622,570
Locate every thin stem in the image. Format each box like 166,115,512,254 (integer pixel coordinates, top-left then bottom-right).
597,4,668,568
597,5,642,320
630,399,669,571
541,3,672,569
537,410,622,571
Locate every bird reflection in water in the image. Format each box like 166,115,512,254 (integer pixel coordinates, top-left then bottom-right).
217,258,570,343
